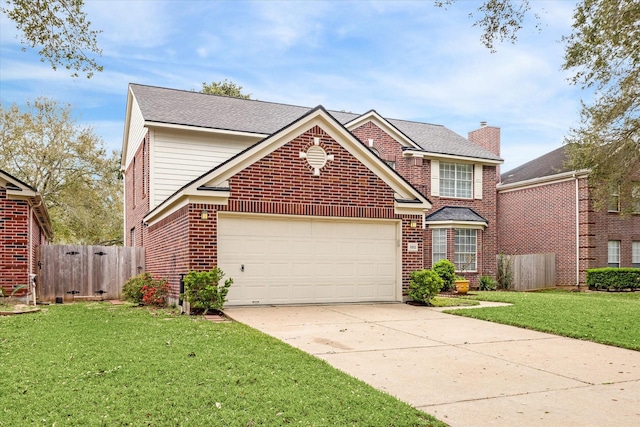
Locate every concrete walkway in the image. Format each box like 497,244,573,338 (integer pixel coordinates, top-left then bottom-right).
225,302,640,427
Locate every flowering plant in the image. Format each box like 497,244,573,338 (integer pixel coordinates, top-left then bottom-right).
123,273,169,306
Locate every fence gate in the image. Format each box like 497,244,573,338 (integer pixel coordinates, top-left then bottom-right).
36,245,145,302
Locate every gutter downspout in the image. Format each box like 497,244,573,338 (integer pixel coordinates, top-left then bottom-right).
574,174,580,288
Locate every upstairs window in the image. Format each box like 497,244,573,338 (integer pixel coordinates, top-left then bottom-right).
608,186,620,212
608,240,620,267
632,183,640,214
440,162,472,199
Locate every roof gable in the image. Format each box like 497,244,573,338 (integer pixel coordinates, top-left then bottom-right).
0,168,53,239
144,106,432,225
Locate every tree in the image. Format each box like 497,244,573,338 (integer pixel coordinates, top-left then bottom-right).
0,98,122,244
199,79,251,99
563,0,640,214
437,0,639,212
1,0,102,78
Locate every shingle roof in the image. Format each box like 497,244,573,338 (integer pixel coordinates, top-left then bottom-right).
129,84,502,161
500,146,570,185
425,206,488,224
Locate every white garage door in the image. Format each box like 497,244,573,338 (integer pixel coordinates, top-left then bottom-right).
218,214,400,305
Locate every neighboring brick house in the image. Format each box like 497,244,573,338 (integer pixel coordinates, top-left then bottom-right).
122,84,502,305
497,146,640,287
0,168,53,300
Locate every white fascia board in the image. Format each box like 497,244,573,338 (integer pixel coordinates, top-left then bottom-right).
188,109,429,205
498,169,589,193
345,112,421,150
121,87,134,170
426,220,487,229
143,191,230,227
403,149,503,166
6,187,37,198
145,121,269,139
394,201,431,215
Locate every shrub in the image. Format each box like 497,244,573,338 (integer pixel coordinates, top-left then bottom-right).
182,268,233,314
479,275,497,291
433,259,456,292
123,273,169,306
586,268,640,291
408,269,443,305
497,253,514,290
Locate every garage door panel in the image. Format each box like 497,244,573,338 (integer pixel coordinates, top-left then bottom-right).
219,215,399,305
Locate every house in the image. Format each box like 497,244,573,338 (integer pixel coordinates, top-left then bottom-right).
497,145,640,287
121,84,502,305
0,168,53,301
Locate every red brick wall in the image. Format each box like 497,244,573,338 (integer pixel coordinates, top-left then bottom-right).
351,121,499,285
125,132,149,248
498,179,578,286
583,183,640,271
0,188,30,294
146,125,423,296
468,125,501,180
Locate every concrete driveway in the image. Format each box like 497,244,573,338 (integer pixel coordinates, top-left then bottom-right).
225,302,640,427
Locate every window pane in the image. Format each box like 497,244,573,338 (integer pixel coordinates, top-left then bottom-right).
432,229,447,265
454,229,477,271
608,186,620,212
440,162,473,199
608,240,620,267
632,184,640,214
633,241,640,268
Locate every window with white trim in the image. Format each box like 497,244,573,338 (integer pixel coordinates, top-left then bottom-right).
608,240,620,267
632,183,640,214
440,162,472,198
455,229,477,271
633,241,640,268
432,229,447,265
608,186,620,212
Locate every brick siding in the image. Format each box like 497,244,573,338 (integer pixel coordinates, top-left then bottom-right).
1,188,31,295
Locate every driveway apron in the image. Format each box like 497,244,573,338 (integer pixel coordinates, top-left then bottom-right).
224,303,640,427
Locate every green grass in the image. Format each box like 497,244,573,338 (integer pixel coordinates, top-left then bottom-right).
0,303,445,426
447,290,640,350
430,296,479,307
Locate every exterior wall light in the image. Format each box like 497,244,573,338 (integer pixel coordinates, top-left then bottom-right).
410,220,417,228
201,210,208,220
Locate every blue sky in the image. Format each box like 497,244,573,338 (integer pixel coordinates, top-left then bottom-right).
0,0,583,172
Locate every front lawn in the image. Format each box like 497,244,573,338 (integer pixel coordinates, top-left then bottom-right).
0,303,445,426
449,290,640,350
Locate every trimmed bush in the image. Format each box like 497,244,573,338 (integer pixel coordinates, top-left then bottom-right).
433,259,456,292
408,269,444,305
479,275,497,291
586,268,640,291
122,272,169,307
182,268,233,314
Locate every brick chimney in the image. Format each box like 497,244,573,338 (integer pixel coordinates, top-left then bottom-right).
468,122,501,178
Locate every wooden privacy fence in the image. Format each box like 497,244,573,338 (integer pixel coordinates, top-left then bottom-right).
36,245,145,302
499,253,556,291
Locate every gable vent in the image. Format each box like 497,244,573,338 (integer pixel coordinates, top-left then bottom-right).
306,145,327,169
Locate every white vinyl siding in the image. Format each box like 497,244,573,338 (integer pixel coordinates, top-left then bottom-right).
125,97,147,169
608,240,620,267
455,229,477,271
432,228,447,265
440,162,473,199
151,130,259,208
632,241,640,268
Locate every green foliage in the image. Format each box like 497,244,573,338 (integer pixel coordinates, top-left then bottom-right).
408,269,444,305
0,0,102,78
586,268,640,291
122,273,169,306
497,253,514,290
451,290,640,350
479,275,498,291
0,303,445,426
183,268,233,314
0,98,123,244
433,259,456,291
563,0,640,214
199,79,251,99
